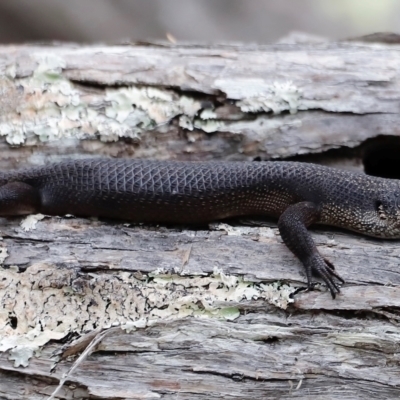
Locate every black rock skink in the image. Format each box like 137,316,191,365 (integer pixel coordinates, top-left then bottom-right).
1,159,400,297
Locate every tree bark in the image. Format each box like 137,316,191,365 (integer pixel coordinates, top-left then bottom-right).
1,35,400,399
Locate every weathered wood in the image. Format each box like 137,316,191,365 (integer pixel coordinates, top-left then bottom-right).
1,217,400,399
0,39,400,167
1,37,400,399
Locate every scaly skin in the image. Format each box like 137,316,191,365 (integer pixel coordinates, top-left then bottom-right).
1,159,400,297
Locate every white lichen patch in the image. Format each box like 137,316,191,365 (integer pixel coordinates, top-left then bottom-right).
209,222,277,240
0,54,306,145
259,282,296,309
199,109,218,120
0,247,8,265
0,53,204,145
0,53,307,146
1,326,65,367
103,87,201,141
20,214,46,231
0,261,294,367
193,118,223,133
237,81,302,114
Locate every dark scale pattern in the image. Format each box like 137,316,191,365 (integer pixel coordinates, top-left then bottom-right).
4,160,298,223
2,158,400,298
1,157,398,236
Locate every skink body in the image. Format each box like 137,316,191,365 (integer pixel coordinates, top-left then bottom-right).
1,159,399,297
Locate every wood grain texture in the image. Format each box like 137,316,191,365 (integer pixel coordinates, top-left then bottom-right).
1,217,400,399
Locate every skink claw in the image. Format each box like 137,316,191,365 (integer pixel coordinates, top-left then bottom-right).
305,255,345,298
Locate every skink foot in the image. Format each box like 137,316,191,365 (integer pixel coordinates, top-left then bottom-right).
305,255,345,298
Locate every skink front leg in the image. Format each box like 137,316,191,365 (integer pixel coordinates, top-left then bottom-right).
278,201,345,298
0,182,41,216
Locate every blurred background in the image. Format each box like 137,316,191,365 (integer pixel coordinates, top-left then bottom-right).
0,0,399,44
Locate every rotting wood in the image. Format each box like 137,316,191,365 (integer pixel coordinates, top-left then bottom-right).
1,35,400,399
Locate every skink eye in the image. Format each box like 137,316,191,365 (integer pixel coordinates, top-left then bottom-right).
379,192,400,211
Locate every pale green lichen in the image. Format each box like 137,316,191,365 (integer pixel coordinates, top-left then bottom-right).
1,326,65,367
104,87,200,130
0,53,204,145
0,261,294,367
0,54,304,146
237,81,302,114
200,109,218,120
193,118,223,132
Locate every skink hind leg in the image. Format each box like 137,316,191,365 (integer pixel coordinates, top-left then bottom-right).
0,182,41,216
278,201,345,298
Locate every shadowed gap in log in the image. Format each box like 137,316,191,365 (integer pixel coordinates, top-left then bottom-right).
285,135,400,180
363,136,400,179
